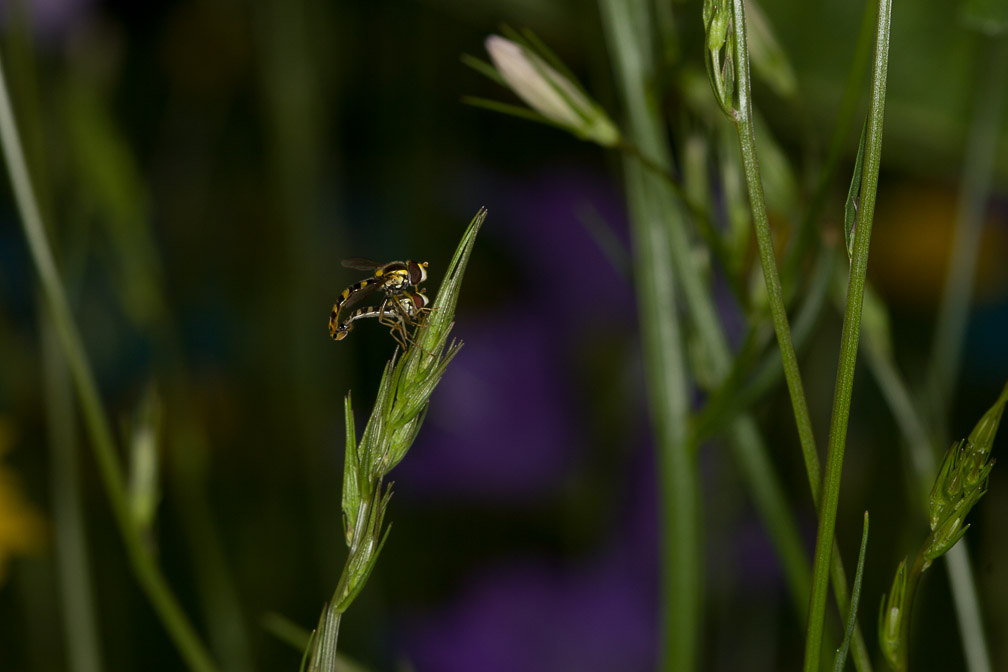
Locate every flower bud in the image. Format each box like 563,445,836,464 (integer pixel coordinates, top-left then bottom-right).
967,382,1008,458
128,388,161,532
925,515,969,566
879,558,907,670
483,35,620,147
703,0,736,116
929,439,962,530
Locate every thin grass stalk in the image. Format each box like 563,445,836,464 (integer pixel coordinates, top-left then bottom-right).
0,52,220,672
927,37,1008,423
922,38,1005,662
596,1,697,668
8,19,103,672
726,5,874,667
834,512,870,672
944,547,991,672
803,0,893,668
603,3,873,665
41,310,103,672
690,240,836,448
729,0,819,507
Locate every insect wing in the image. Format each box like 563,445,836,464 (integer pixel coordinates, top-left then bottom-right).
334,280,385,323
340,257,383,272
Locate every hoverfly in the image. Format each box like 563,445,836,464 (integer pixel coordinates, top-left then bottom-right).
329,288,430,349
329,257,431,348
331,258,428,316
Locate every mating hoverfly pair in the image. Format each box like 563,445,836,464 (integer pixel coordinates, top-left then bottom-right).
328,258,431,350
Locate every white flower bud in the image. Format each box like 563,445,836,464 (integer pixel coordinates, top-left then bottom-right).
484,35,620,147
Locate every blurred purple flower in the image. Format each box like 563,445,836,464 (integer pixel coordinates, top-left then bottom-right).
496,168,635,329
401,556,656,672
397,308,584,499
399,445,661,672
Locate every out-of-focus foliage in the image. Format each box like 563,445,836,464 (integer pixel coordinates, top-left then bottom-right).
0,0,1006,670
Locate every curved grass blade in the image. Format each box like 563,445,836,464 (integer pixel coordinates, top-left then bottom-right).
834,511,870,671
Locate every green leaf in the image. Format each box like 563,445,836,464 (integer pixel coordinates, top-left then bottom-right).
833,511,869,672
341,394,359,547
461,96,552,125
844,118,869,263
460,54,506,86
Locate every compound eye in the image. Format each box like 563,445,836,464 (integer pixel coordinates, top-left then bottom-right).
409,261,428,285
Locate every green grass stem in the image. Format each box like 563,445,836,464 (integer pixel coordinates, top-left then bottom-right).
803,0,892,668
944,546,991,672
601,3,878,668
0,51,220,672
729,0,819,510
834,512,870,672
728,7,875,666
597,1,698,668
921,45,1007,666
927,37,1008,425
690,246,836,448
41,313,103,672
601,4,875,667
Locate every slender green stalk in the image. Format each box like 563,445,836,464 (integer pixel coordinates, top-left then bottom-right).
729,0,819,502
728,13,878,666
877,33,1006,672
603,5,873,667
0,52,219,672
728,419,811,617
804,0,892,668
834,512,870,672
597,2,697,669
927,37,1008,422
944,546,991,672
616,141,745,300
42,311,103,672
863,343,935,489
690,245,836,448
892,545,928,671
9,19,103,672
63,63,253,666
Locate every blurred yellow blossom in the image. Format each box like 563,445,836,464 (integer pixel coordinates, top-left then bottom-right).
0,418,47,585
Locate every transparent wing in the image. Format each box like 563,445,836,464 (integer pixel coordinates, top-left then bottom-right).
341,257,382,271
334,280,384,321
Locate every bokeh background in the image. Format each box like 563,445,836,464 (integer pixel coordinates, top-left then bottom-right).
0,0,1007,670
